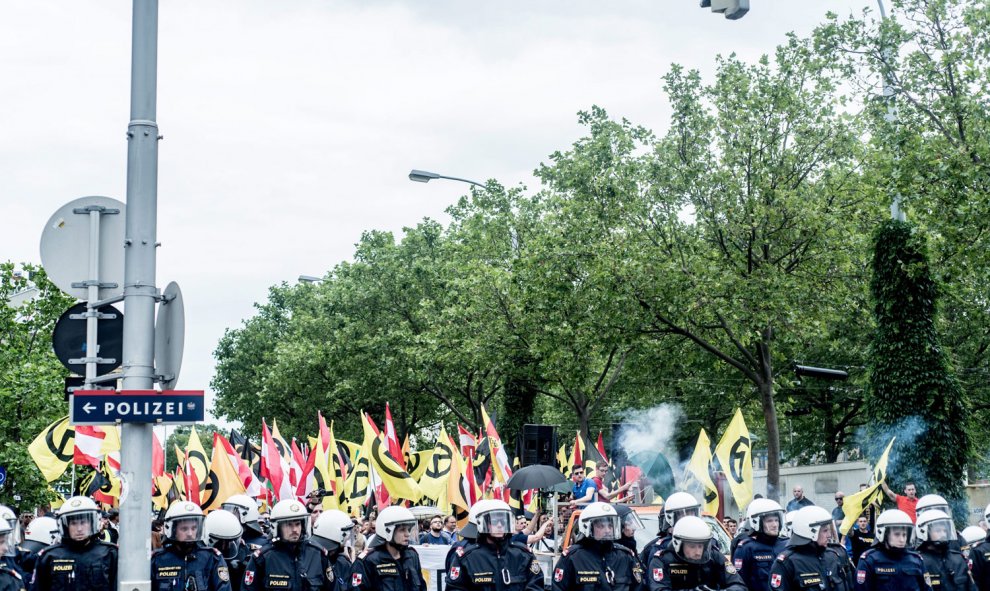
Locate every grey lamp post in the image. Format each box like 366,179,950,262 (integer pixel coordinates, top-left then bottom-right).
876,0,906,221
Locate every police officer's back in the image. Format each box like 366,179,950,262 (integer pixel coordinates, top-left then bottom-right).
152,502,232,591
445,508,478,572
15,517,58,578
243,500,335,591
769,506,850,591
447,499,544,591
0,518,25,591
205,508,248,591
641,492,701,566
31,496,117,591
733,498,786,591
222,495,270,552
959,525,985,566
914,510,974,591
854,509,931,591
350,506,425,591
647,515,745,591
551,502,641,591
312,510,356,591
968,503,990,590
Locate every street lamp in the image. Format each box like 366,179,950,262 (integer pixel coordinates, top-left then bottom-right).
875,0,906,222
408,169,486,189
298,275,322,283
699,0,749,20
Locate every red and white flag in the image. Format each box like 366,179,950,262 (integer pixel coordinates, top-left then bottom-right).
457,425,477,457
262,419,293,501
73,425,106,468
215,432,262,497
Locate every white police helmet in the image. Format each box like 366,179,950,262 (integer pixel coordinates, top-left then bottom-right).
577,503,621,541
270,500,310,542
915,509,956,544
375,506,418,546
670,516,712,564
663,492,702,528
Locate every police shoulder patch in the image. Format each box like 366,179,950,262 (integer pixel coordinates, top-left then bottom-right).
725,560,737,575
530,560,541,574
652,567,663,582
244,571,255,585
218,566,229,582
856,570,866,584
455,546,465,557
632,565,642,583
352,572,363,587
776,552,787,562
770,573,781,588
448,567,460,581
553,568,565,582
326,566,334,580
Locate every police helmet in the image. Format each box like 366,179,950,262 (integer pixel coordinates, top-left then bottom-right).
312,510,354,551
375,506,418,547
961,525,986,547
915,509,956,544
221,494,261,525
614,504,644,536
746,498,785,537
671,516,712,564
56,496,101,541
204,509,242,559
876,509,915,547
663,492,702,528
164,501,205,541
474,500,513,537
577,502,621,542
788,506,835,546
270,500,310,542
916,494,952,518
24,516,60,546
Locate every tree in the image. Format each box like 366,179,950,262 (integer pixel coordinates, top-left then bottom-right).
0,263,76,511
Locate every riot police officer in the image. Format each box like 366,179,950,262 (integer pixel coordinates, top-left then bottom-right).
0,518,24,591
16,516,58,577
551,502,641,591
151,501,232,591
31,496,117,591
641,492,701,566
915,495,952,518
914,510,974,591
446,500,543,591
205,509,247,591
647,515,745,591
769,506,851,591
614,505,644,555
854,509,931,591
967,503,990,589
350,506,425,591
312,510,355,591
222,495,270,551
733,498,786,591
959,526,985,562
446,506,478,572
243,499,335,591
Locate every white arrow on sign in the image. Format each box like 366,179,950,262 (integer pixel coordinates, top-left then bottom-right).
83,402,96,413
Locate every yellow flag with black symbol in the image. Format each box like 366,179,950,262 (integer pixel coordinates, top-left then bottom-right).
342,447,370,517
418,426,454,500
873,437,896,483
311,432,338,510
685,429,719,516
838,482,883,536
152,475,173,511
406,450,434,482
201,442,247,511
28,416,74,482
184,428,209,486
714,408,752,510
361,412,421,501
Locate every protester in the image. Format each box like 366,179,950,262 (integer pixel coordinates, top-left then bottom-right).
647,515,745,590
351,506,425,591
443,516,457,539
552,503,641,591
880,481,919,523
447,500,543,591
242,500,334,591
786,485,815,512
151,502,231,591
568,467,597,507
418,516,451,545
844,516,874,561
914,510,973,591
591,462,633,502
855,509,929,590
833,492,846,530
32,496,117,591
724,517,738,537
733,498,787,591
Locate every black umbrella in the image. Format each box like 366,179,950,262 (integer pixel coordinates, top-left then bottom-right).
506,465,567,491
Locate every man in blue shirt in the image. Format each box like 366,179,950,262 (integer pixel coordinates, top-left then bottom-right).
568,466,597,507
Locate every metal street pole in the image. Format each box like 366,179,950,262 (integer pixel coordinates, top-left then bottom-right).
119,1,159,589
876,0,906,222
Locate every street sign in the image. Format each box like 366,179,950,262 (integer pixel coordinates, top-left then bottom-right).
53,302,124,375
0,466,7,487
155,281,185,390
71,390,204,425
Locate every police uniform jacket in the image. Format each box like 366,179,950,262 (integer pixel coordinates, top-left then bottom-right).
242,540,335,591
15,542,46,579
446,537,543,591
30,538,117,591
732,534,786,591
854,547,932,591
447,539,475,572
243,531,271,553
823,543,855,591
646,546,745,591
0,567,24,591
220,540,249,591
767,542,832,591
639,536,669,569
350,542,425,591
968,538,990,591
552,539,642,591
917,542,975,591
326,551,351,591
151,540,232,591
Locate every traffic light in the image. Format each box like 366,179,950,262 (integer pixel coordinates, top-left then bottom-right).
700,0,749,20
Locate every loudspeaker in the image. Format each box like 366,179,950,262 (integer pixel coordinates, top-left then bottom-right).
521,424,557,467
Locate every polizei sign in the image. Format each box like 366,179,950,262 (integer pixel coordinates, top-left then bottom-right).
71,390,205,425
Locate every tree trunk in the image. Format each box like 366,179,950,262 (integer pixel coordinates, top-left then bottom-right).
756,329,781,502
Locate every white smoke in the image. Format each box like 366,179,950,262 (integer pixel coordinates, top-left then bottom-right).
617,404,684,461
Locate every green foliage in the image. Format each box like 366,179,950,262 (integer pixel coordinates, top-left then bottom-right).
867,221,969,503
0,263,76,511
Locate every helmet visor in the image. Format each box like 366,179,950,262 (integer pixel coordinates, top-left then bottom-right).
274,516,310,542
587,515,621,541
883,524,914,548
621,511,644,534
166,515,205,542
810,519,838,545
478,510,513,536
668,506,700,525
221,503,250,522
387,520,419,545
923,518,957,542
674,538,711,564
60,511,100,541
918,504,952,518
757,511,785,536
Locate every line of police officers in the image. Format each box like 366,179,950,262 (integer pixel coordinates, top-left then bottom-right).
8,489,990,591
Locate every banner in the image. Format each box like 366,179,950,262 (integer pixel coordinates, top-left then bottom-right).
361,412,421,502
419,426,454,500
685,429,719,516
28,416,74,482
714,408,753,509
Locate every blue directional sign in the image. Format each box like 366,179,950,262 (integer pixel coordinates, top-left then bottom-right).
71,390,204,425
0,466,6,487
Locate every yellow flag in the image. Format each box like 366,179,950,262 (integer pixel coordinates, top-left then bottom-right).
153,475,173,511
419,426,454,500
99,426,121,455
873,437,896,483
201,442,247,511
312,433,338,510
361,413,421,501
407,451,434,482
327,421,347,506
342,450,370,517
28,416,74,482
271,419,291,460
446,436,471,528
557,444,569,477
185,428,209,485
686,429,719,516
838,482,883,535
714,408,753,510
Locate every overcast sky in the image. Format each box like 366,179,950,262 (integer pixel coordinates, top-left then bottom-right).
2,1,871,425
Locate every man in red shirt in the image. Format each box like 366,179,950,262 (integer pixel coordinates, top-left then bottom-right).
881,481,919,522
591,461,633,503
